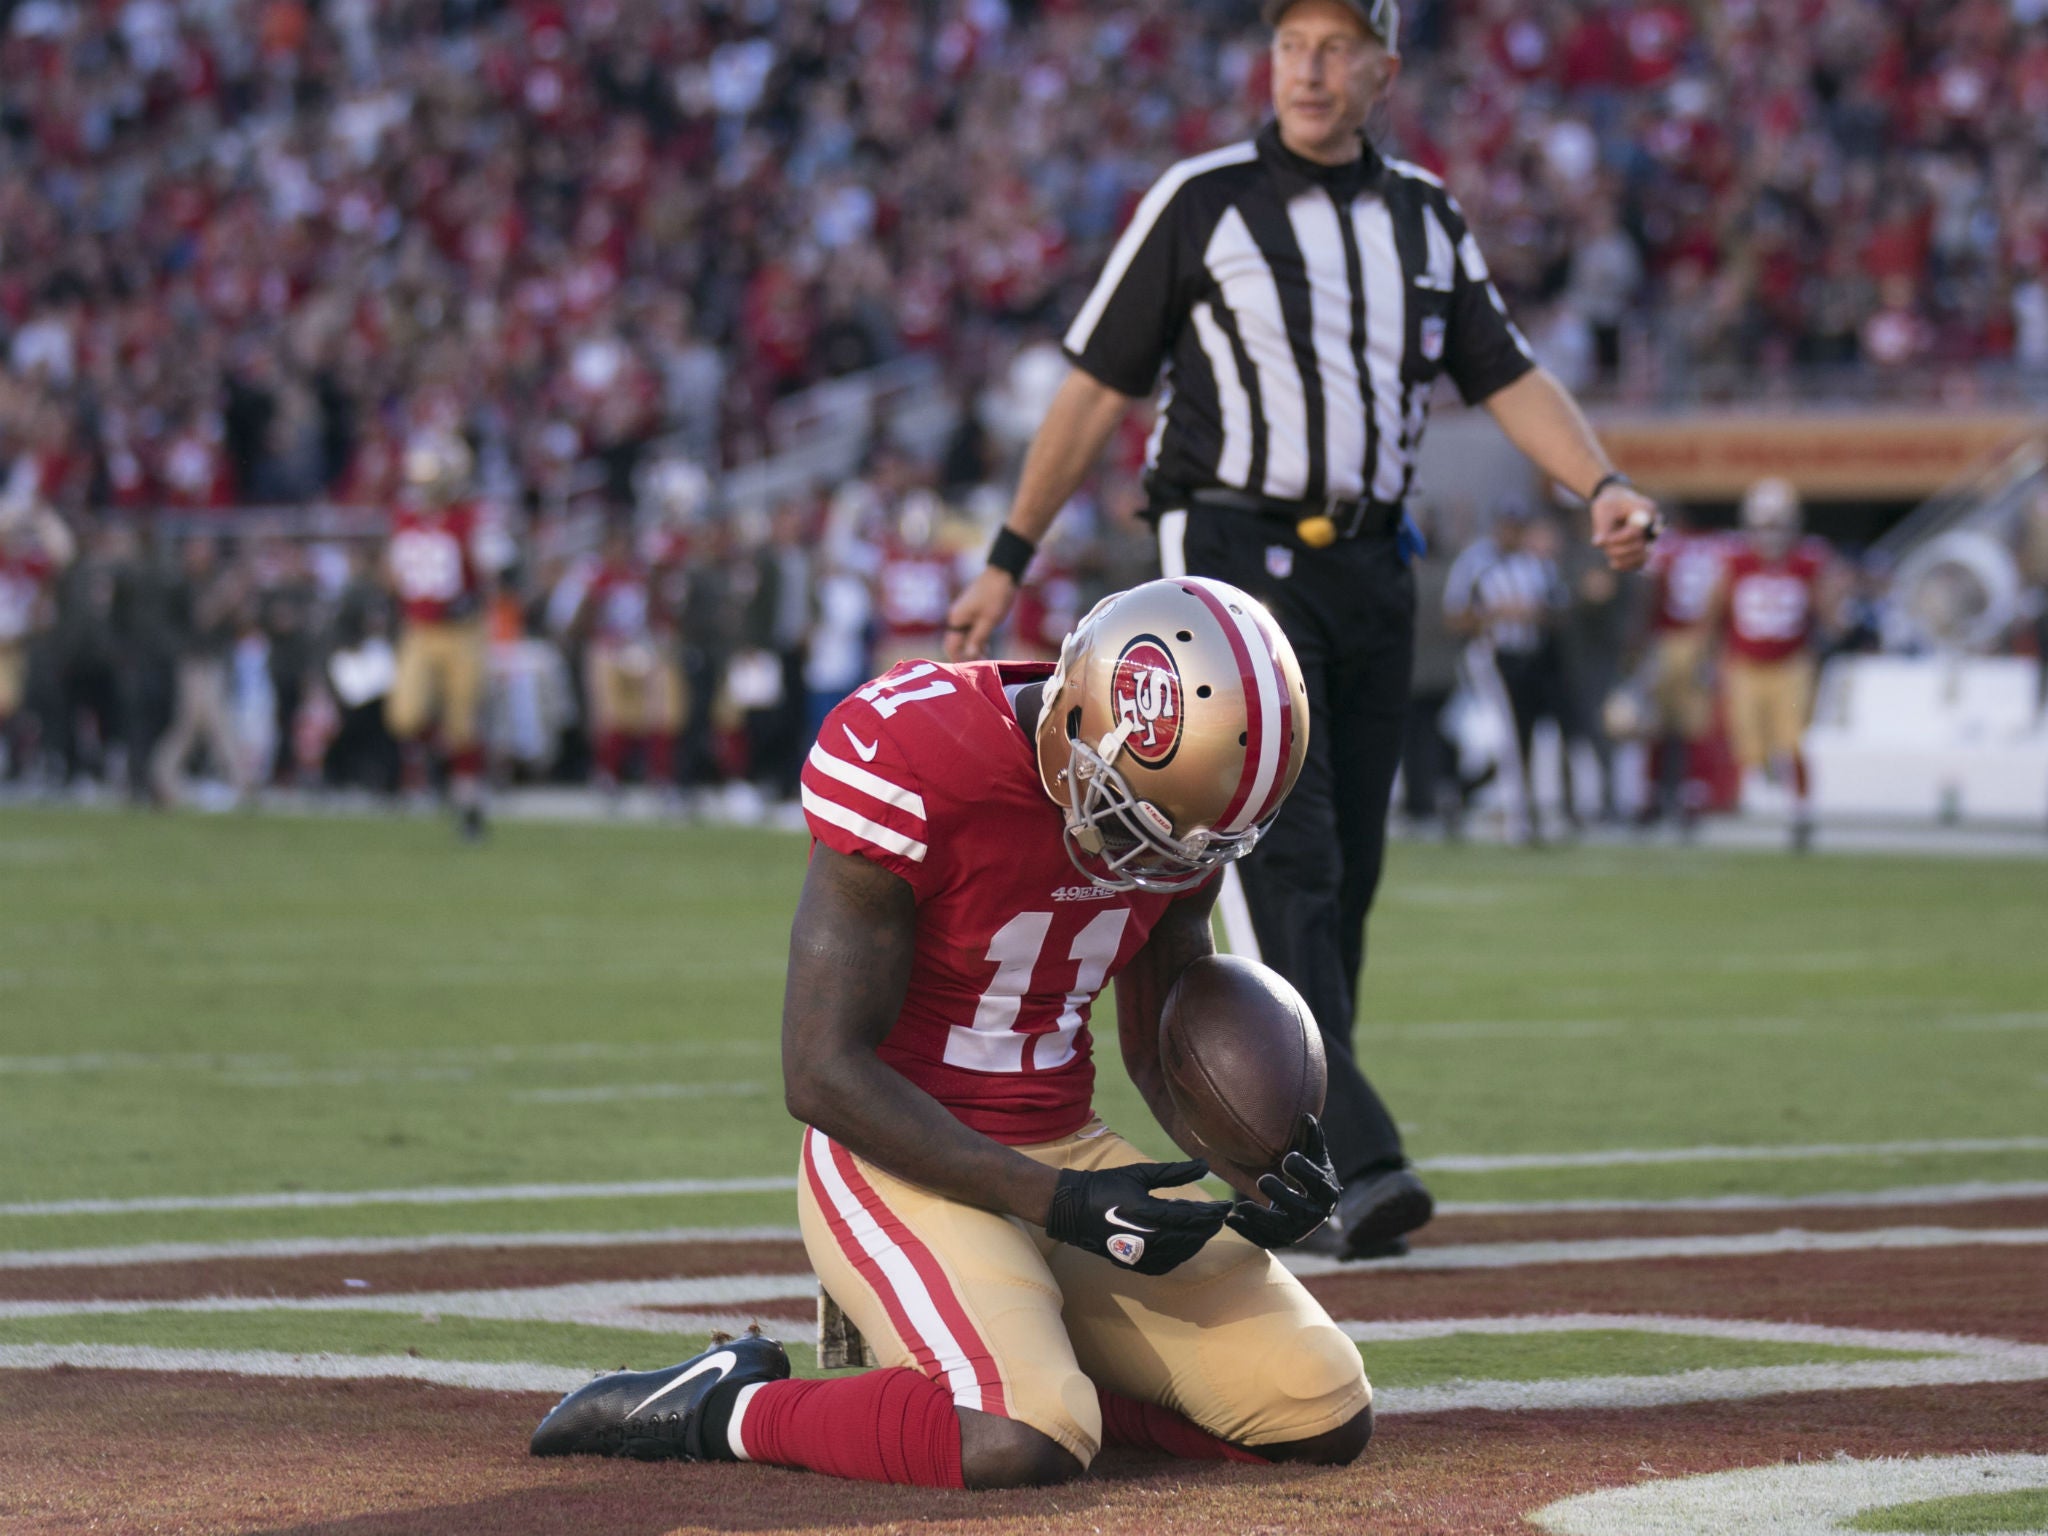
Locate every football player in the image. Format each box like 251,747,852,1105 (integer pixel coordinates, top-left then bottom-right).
1710,478,1838,851
0,494,74,777
575,524,686,793
383,431,499,838
1639,507,1732,831
533,578,1371,1487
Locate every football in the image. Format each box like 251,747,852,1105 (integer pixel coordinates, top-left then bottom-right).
1158,955,1326,1178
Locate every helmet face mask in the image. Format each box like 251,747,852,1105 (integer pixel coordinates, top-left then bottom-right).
1035,577,1309,894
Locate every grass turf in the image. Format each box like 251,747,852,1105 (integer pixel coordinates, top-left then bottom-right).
1844,1487,2048,1533
2,807,2045,1236
0,1311,1927,1386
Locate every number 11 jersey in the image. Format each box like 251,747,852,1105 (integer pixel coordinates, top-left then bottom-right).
799,659,1192,1145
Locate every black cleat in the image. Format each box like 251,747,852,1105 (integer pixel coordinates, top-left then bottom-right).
1334,1166,1435,1262
458,804,487,842
530,1330,790,1461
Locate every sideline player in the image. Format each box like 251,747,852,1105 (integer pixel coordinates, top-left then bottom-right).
384,431,499,838
0,494,74,776
532,578,1373,1488
1711,478,1836,851
575,524,686,793
1639,508,1732,831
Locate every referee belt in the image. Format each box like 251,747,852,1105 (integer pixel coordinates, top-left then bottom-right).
1184,487,1404,547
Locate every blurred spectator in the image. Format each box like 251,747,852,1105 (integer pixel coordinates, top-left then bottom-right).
1446,500,1575,844
1400,515,1465,834
150,535,252,806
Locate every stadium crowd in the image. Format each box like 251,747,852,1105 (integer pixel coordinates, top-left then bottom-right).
4,0,2048,814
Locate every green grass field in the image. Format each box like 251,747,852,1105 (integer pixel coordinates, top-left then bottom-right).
3,806,2046,1250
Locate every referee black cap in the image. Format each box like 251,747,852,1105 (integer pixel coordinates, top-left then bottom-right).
1261,0,1400,53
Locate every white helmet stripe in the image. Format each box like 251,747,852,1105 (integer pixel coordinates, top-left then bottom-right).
1183,578,1286,836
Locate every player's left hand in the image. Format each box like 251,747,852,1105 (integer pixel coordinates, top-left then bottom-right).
1225,1115,1341,1250
1592,484,1660,574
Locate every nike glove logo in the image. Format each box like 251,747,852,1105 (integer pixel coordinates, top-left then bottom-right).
1103,1207,1155,1233
842,726,880,762
628,1350,737,1418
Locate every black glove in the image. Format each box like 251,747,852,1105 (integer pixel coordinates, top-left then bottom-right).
1224,1115,1341,1250
1044,1159,1231,1276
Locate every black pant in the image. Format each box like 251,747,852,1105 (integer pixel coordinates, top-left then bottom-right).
1173,511,1413,1181
1401,686,1456,820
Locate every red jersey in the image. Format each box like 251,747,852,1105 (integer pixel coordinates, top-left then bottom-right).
1010,563,1083,659
0,550,54,644
388,502,487,624
1647,530,1732,632
876,545,960,642
800,660,1189,1145
1722,539,1829,664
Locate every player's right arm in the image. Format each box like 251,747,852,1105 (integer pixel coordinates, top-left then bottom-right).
945,370,1133,662
780,843,1063,1227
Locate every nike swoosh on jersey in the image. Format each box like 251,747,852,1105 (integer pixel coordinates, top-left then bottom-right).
842,726,880,762
1103,1207,1155,1233
628,1350,737,1418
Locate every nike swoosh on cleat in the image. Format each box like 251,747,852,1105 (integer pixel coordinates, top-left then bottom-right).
842,726,880,762
1103,1207,1155,1233
628,1351,737,1418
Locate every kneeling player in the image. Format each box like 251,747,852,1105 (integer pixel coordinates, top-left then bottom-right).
533,578,1372,1487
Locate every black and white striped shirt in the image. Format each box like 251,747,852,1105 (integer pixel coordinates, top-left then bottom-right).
1444,538,1564,657
1064,123,1535,509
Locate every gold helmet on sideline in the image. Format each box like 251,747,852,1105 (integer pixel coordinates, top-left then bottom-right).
1034,577,1310,893
402,431,474,503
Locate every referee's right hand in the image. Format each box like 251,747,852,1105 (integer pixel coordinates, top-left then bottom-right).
945,568,1017,662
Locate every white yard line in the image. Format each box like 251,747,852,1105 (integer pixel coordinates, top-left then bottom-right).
9,1316,2048,1420
1338,1313,2025,1356
1437,1179,2048,1216
7,1182,2048,1268
1533,1454,2048,1536
0,1275,819,1324
1283,1225,2048,1276
1418,1137,2048,1173
0,1342,589,1394
0,1226,805,1270
1377,1350,2048,1416
0,1177,799,1218
13,1139,2048,1220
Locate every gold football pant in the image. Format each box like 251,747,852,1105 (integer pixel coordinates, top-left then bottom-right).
1722,655,1816,770
584,640,686,736
797,1120,1371,1467
1647,629,1713,740
0,642,22,719
385,620,485,749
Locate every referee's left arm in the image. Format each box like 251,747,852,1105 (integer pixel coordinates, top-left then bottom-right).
1435,200,1657,573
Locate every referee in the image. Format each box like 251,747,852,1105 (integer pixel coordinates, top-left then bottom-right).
947,0,1657,1259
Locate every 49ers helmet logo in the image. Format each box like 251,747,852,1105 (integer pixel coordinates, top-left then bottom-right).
1112,635,1183,768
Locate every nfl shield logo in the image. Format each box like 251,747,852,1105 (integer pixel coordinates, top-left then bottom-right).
1421,316,1446,361
1266,544,1294,579
1107,1233,1146,1267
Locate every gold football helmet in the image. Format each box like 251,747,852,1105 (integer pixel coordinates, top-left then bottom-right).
402,431,474,503
1034,577,1310,892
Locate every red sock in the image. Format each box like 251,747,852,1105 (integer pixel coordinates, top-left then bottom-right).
643,732,674,784
595,731,628,781
1098,1390,1265,1463
1789,750,1810,800
450,745,484,781
734,1369,964,1487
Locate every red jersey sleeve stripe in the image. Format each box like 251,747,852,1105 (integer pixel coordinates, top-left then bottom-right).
805,742,927,821
800,787,930,864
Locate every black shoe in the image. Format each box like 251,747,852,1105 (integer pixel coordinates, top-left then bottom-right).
458,804,487,842
530,1330,790,1460
1333,1166,1435,1261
